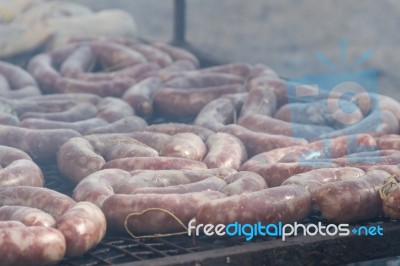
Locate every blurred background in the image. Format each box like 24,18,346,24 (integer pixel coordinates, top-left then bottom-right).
66,0,400,100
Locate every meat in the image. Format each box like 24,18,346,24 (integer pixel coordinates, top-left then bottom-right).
239,86,277,119
380,175,400,219
57,135,158,183
0,186,106,257
221,171,267,195
0,125,80,163
220,124,308,157
203,133,247,170
153,84,245,119
0,222,66,266
160,133,207,161
196,185,311,226
103,157,208,172
313,170,390,223
194,98,235,131
0,206,55,227
102,191,224,235
239,114,334,141
145,123,214,142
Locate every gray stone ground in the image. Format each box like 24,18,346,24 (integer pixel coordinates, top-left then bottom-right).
68,0,400,100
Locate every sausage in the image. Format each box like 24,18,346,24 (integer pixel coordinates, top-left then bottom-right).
126,43,173,67
281,167,366,211
282,167,365,192
0,206,55,227
20,102,98,122
84,116,148,135
122,77,162,119
164,73,244,88
354,92,400,122
279,134,377,162
0,113,18,126
102,191,224,235
96,97,135,123
12,93,101,115
361,165,400,176
55,76,136,97
90,40,147,69
239,113,334,141
0,223,66,266
124,177,226,195
0,125,81,163
27,53,61,94
221,92,248,113
59,45,95,77
0,159,44,187
376,134,400,150
0,186,75,220
247,64,278,79
103,157,208,171
69,62,159,82
196,185,311,226
57,137,105,183
0,186,106,257
145,123,214,142
194,98,235,131
160,133,206,161
221,171,267,195
238,86,277,120
0,61,41,98
58,134,158,183
220,124,308,157
115,168,232,194
198,63,253,78
274,99,364,129
153,84,245,119
104,141,158,161
152,43,199,67
313,170,389,223
56,201,106,257
240,146,339,187
139,59,196,82
320,110,399,138
203,133,247,170
20,117,108,134
129,131,171,152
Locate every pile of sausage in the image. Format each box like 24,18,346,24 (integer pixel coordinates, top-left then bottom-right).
0,37,400,265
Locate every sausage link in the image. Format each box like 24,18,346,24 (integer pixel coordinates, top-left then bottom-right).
160,133,206,161
0,125,80,163
203,133,247,170
194,98,235,131
313,170,389,223
104,157,208,171
221,171,267,195
196,185,311,225
84,116,148,135
0,223,66,266
239,86,277,119
56,202,106,257
102,191,224,235
153,84,245,119
164,73,244,89
145,123,214,142
122,77,162,119
220,124,308,157
239,113,334,141
0,206,55,227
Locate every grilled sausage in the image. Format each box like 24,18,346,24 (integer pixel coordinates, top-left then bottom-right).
203,133,247,170
313,170,390,223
